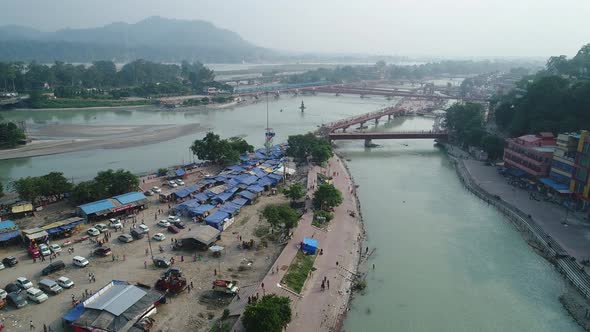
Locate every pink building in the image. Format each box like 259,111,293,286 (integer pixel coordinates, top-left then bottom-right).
503,132,556,178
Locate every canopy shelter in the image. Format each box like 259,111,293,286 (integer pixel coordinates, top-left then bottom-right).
239,190,258,202
540,178,572,194
174,199,201,215
0,220,20,243
180,226,221,250
78,199,115,219
21,227,49,245
205,211,230,230
219,202,242,215
175,168,186,177
212,191,234,204
231,197,248,207
246,185,265,193
78,192,148,220
193,192,209,203
250,168,268,178
174,184,200,199
192,204,216,217
41,217,84,237
302,238,318,255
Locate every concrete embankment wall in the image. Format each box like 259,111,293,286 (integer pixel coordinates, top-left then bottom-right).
451,157,590,301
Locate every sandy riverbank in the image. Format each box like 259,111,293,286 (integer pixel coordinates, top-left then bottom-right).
0,123,204,160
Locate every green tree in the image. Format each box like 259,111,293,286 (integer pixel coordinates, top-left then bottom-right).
41,172,72,197
12,177,39,202
312,183,343,211
0,121,26,148
283,183,305,203
242,294,292,332
480,135,505,160
444,103,485,146
95,169,139,197
71,180,99,204
0,181,4,198
228,137,254,154
191,132,251,164
262,204,300,230
286,133,333,163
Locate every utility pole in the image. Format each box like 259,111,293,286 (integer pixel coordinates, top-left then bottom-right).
264,92,275,156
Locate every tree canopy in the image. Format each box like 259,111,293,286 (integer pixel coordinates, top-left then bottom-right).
262,204,300,230
312,183,343,211
0,120,26,149
283,182,305,203
0,181,4,198
286,133,333,163
242,294,292,332
190,132,253,164
70,169,139,204
12,172,72,203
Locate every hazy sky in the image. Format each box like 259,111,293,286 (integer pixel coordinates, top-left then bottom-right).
2,0,589,57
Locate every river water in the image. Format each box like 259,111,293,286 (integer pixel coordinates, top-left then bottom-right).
0,96,581,331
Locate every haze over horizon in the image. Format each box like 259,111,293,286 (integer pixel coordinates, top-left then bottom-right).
1,0,589,58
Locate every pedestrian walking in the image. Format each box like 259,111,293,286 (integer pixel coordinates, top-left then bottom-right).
190,281,194,288
144,261,147,269
336,261,338,266
44,323,48,332
146,248,149,256
181,255,184,262
187,285,191,293
30,320,35,330
327,280,330,289
214,268,217,276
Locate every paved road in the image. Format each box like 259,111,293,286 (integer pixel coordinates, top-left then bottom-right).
233,156,363,331
464,160,590,262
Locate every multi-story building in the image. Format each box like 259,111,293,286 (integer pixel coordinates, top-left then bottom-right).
542,133,579,193
571,130,590,202
503,132,556,178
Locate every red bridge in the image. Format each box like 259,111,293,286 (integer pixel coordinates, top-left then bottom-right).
303,86,485,102
320,105,409,134
329,130,448,141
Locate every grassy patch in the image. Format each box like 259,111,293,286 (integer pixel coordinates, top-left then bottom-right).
312,210,333,228
254,225,270,238
281,251,316,293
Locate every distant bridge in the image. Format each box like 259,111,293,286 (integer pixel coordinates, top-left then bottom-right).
304,86,485,102
329,130,448,143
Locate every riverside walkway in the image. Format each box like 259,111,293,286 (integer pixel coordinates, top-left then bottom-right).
232,156,363,331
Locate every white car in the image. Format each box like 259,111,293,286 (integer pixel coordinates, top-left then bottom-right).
16,277,33,290
109,218,123,229
38,244,51,257
152,186,162,193
175,179,185,186
138,224,150,233
49,244,62,254
152,233,166,241
167,215,180,222
0,288,7,300
56,276,75,289
157,220,171,227
0,262,4,270
87,228,100,236
26,287,48,303
73,256,89,267
168,181,178,188
94,224,108,232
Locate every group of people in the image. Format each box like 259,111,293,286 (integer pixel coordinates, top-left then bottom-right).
321,276,330,291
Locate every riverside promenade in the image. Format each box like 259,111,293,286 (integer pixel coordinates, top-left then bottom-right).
463,159,590,265
232,155,363,331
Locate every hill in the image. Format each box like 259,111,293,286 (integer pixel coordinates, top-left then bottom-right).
0,17,269,63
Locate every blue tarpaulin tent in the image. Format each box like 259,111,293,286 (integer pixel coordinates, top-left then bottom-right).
239,190,257,201
247,185,264,193
0,220,20,242
113,192,147,205
219,202,241,215
79,199,115,216
213,191,234,203
231,197,248,207
540,178,571,194
205,211,230,230
251,168,267,178
302,238,318,254
193,204,216,216
257,177,274,187
175,199,201,212
175,169,186,177
194,193,209,203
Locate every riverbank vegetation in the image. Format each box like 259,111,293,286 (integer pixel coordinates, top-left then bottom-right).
283,182,305,206
182,95,234,107
12,172,72,204
0,59,232,108
0,113,26,148
262,203,300,231
286,133,333,164
492,43,590,136
444,103,505,160
281,251,316,293
242,294,292,332
190,132,253,164
312,183,343,211
70,169,139,204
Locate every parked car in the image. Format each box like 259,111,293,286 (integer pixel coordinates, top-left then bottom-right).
38,279,63,295
7,292,27,308
56,276,75,289
5,283,20,294
163,267,182,278
38,244,51,257
87,228,100,236
94,224,108,232
49,243,62,254
168,181,178,188
175,179,185,186
118,234,134,243
173,221,186,229
73,256,89,267
2,256,17,267
144,190,154,196
42,260,65,276
157,220,171,227
0,262,4,270
152,186,162,193
26,287,48,303
94,247,112,257
16,277,33,290
167,225,180,234
109,218,122,229
167,215,180,222
152,233,166,241
138,224,150,233
153,257,171,268
131,229,145,240
0,289,7,300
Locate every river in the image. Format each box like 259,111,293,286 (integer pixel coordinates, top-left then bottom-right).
0,96,581,331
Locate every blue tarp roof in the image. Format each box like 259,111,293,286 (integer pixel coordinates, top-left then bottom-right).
113,192,147,205
175,199,201,211
194,193,209,202
507,167,526,177
60,219,83,230
79,199,115,215
174,184,199,198
193,204,216,216
220,202,241,214
540,178,571,193
63,302,85,322
213,191,234,203
175,169,186,177
247,185,265,193
205,210,230,225
227,165,244,172
231,197,248,207
240,190,257,200
251,168,267,177
227,178,240,187
268,173,283,181
0,220,16,231
257,177,274,187
0,230,20,242
199,178,216,186
254,152,267,159
303,237,319,248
